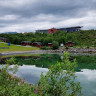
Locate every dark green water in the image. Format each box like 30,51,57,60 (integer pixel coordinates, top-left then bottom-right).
1,54,96,70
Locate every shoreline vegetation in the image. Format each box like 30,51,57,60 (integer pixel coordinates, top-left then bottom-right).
1,47,96,57
0,52,82,96
1,54,96,70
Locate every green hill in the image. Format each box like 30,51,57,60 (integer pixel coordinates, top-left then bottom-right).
0,30,96,47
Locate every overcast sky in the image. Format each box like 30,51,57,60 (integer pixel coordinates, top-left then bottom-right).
0,0,96,33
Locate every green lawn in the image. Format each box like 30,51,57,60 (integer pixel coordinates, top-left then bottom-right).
0,42,39,52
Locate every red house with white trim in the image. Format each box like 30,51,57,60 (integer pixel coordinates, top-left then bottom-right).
48,43,52,47
21,41,31,46
32,42,42,48
65,42,74,47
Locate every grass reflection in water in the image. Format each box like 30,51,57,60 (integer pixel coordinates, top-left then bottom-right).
1,54,96,70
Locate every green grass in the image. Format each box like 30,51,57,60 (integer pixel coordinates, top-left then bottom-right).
0,42,39,52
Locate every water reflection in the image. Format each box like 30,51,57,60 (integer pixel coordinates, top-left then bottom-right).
16,65,48,84
0,64,96,96
16,65,96,96
77,69,96,81
76,69,96,96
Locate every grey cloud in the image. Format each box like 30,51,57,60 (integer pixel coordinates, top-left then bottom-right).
0,0,96,32
0,0,95,17
0,0,94,17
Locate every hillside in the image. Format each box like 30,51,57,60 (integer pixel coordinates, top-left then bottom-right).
0,30,96,47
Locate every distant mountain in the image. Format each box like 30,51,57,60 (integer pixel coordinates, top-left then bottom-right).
1,32,18,34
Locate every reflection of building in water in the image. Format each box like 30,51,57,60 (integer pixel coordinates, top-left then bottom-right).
61,56,63,59
60,43,64,47
0,53,2,57
0,53,2,61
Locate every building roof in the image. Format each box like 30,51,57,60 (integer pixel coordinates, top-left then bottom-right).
21,41,31,43
59,26,83,30
32,42,42,45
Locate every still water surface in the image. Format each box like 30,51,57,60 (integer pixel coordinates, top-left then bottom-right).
12,65,96,96
1,54,96,96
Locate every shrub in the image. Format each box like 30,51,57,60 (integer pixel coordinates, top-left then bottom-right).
52,41,59,49
65,46,69,49
40,46,47,50
0,58,37,96
5,57,16,65
41,46,52,50
37,52,82,96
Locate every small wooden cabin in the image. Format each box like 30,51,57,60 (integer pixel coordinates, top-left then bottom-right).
0,37,7,42
32,42,42,48
48,43,52,47
21,41,31,46
65,42,74,47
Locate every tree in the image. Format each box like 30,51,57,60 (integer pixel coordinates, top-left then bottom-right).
52,41,59,49
37,52,82,96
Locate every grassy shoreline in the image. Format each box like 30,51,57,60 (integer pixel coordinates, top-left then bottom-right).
0,42,39,52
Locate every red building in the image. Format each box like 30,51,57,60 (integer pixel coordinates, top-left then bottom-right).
48,28,58,34
48,43,52,47
21,41,31,46
0,37,7,42
65,42,74,47
32,42,42,48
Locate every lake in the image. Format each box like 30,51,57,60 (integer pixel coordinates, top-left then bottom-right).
1,54,96,96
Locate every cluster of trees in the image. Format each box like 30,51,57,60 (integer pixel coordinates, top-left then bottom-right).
0,29,96,47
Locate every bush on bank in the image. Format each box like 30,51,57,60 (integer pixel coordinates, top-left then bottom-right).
0,52,82,96
37,52,82,96
0,59,37,96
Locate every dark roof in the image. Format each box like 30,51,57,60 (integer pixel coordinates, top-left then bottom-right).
21,41,31,43
66,41,74,43
59,26,83,30
4,32,18,34
32,42,42,44
0,37,7,40
36,30,48,32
